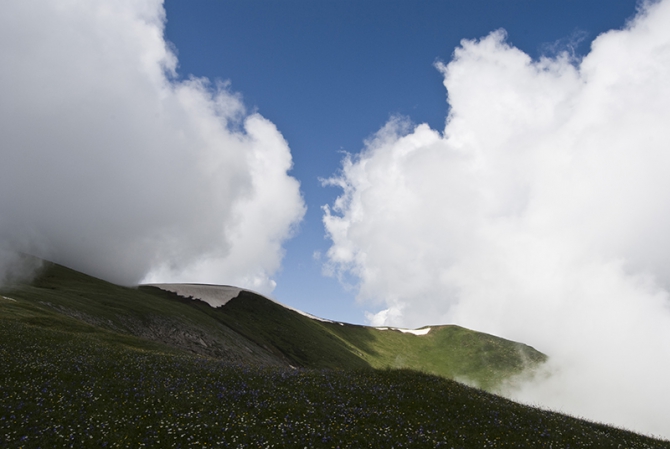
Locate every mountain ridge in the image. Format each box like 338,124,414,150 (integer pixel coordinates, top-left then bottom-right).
2,259,546,388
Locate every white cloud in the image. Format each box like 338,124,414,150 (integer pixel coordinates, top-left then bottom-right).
0,0,305,293
324,0,670,437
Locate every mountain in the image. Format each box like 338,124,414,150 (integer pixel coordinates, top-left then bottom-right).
1,259,669,448
5,260,544,390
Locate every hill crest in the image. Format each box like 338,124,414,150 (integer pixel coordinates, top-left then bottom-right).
3,260,546,389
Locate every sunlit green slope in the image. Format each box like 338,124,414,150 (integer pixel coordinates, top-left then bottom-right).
321,322,545,391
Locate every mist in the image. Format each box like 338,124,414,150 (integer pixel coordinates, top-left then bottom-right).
324,0,670,437
0,0,305,292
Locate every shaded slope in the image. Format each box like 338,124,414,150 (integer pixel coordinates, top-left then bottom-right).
208,290,371,369
139,287,371,370
3,262,286,366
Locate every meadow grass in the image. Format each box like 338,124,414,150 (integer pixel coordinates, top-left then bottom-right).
2,262,668,447
2,313,669,448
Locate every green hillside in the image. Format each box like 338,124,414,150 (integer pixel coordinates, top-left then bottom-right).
1,305,668,448
322,322,545,391
2,260,544,389
1,260,669,447
146,288,546,390
142,287,372,370
5,262,284,366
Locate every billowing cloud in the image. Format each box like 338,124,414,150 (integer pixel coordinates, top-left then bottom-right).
0,0,305,292
324,0,670,437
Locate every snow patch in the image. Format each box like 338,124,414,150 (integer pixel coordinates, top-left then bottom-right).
375,326,431,336
1,296,17,302
146,284,243,308
399,327,431,336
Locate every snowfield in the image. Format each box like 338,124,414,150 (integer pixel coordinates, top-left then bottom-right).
146,284,244,308
375,327,431,336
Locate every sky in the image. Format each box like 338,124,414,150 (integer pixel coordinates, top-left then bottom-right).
4,0,670,439
161,0,641,324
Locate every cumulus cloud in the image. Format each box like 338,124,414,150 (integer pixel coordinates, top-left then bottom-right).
0,0,305,292
324,0,670,437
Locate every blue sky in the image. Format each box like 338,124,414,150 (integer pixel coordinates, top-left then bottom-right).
162,0,639,324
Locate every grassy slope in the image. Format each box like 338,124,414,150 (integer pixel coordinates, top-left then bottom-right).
1,309,668,448
322,323,546,391
1,261,669,447
181,289,373,370
4,262,285,366
159,288,547,389
3,261,545,389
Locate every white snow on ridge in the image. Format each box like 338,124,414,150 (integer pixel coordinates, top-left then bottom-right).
146,284,244,308
145,283,339,324
375,326,431,336
399,327,431,336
